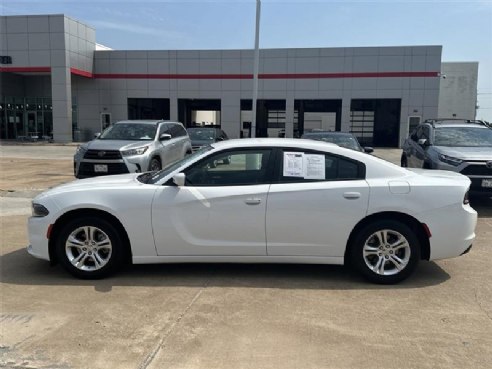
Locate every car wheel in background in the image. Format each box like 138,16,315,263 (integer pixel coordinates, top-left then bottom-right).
55,217,125,279
350,220,420,284
149,157,162,171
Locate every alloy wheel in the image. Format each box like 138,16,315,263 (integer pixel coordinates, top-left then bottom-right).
65,226,113,271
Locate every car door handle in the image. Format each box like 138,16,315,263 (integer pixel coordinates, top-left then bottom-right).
244,198,261,205
343,192,361,199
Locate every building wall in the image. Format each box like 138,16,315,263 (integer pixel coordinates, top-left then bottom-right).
1,14,445,146
77,46,441,145
438,62,478,119
0,14,96,141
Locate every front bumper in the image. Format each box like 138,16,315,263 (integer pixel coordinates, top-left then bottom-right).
75,156,150,178
434,161,492,195
27,216,51,261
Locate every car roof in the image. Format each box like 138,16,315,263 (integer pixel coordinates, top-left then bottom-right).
423,119,490,129
431,123,488,129
115,120,179,125
211,138,337,150
303,131,353,136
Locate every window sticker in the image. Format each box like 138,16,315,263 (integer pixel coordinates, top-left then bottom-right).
304,154,325,179
283,152,304,177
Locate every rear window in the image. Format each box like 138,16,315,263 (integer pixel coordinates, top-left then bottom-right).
279,150,365,183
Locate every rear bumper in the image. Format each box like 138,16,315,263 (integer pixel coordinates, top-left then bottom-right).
419,203,477,261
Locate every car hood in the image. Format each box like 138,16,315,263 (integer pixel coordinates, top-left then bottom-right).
434,146,492,161
85,140,153,151
35,173,142,200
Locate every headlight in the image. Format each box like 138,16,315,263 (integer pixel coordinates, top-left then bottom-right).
32,203,49,217
75,145,87,155
438,154,463,166
121,146,149,156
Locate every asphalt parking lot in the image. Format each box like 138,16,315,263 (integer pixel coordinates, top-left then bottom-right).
1,143,491,369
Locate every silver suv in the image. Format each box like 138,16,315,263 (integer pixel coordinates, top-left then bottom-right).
74,120,192,178
401,119,492,195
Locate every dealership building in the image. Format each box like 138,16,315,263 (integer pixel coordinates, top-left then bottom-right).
0,14,479,147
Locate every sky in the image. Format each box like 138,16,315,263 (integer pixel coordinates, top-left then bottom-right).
2,0,492,120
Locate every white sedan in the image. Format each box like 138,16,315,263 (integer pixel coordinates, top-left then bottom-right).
28,139,477,284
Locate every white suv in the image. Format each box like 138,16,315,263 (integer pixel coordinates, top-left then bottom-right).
74,120,192,178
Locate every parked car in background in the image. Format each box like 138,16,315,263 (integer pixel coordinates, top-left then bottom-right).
74,120,191,178
30,138,476,284
302,131,374,153
401,119,492,195
187,127,228,151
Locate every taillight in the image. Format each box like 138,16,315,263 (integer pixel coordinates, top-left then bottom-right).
463,189,470,205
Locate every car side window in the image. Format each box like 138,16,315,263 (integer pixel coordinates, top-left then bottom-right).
159,124,171,136
175,124,187,137
422,126,430,140
412,127,422,141
278,150,364,183
184,149,272,186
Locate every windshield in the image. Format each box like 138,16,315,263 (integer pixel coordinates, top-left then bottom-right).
188,128,217,141
303,133,362,151
434,127,492,147
99,123,157,141
143,145,214,184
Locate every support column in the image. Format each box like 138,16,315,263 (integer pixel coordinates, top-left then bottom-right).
51,67,73,142
340,98,352,132
170,96,178,122
285,97,295,138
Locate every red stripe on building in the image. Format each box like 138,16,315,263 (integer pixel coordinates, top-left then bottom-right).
1,67,440,79
70,68,94,78
0,66,51,73
93,71,439,79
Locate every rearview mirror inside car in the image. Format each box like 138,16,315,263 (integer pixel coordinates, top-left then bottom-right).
364,147,374,153
172,173,186,187
159,133,172,141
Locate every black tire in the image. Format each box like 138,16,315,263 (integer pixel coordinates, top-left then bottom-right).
349,220,420,284
401,155,408,167
149,157,161,171
55,217,125,279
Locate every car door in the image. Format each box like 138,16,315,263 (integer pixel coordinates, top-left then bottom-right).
175,124,190,158
151,148,273,256
266,149,370,257
413,125,430,168
156,123,175,168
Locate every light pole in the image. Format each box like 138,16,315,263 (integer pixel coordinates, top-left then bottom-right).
251,0,261,138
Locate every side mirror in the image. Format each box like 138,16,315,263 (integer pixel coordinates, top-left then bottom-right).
363,147,374,154
159,133,172,141
172,173,186,187
94,133,100,138
216,137,225,141
418,138,430,147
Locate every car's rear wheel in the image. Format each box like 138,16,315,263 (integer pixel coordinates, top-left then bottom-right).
350,220,420,284
401,155,408,167
149,157,161,171
56,217,124,279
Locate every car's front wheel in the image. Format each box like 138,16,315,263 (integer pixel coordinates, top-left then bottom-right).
149,157,162,171
350,220,420,284
56,217,125,279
